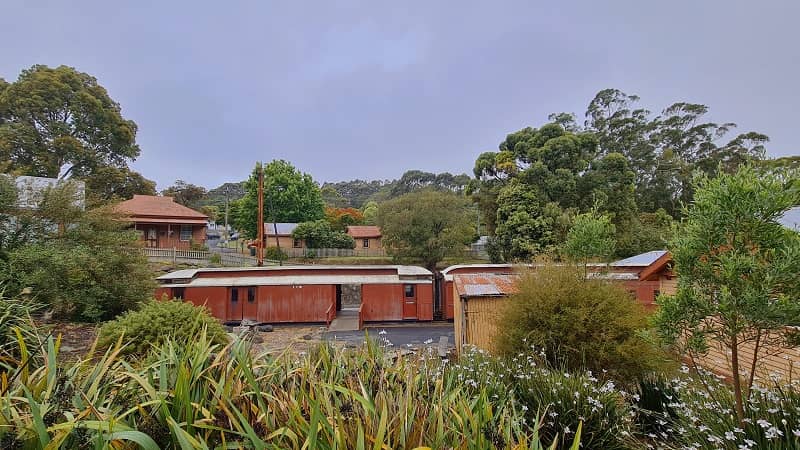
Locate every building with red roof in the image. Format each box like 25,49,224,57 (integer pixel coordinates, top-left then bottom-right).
114,195,208,249
346,225,382,251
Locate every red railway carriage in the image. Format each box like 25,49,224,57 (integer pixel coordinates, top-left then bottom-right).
155,265,434,324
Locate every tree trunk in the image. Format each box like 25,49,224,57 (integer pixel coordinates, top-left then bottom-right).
730,336,745,423
746,330,762,401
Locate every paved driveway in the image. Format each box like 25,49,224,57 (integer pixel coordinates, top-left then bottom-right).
324,324,455,350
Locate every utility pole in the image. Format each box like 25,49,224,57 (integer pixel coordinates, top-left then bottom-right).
257,163,264,266
223,185,229,240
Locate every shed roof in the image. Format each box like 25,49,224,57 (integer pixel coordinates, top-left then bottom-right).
115,195,207,222
157,264,432,281
611,250,668,267
346,225,382,238
453,273,519,298
163,274,431,288
264,223,298,236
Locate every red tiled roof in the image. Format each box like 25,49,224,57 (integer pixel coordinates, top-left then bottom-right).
115,195,208,222
452,273,519,298
346,225,382,238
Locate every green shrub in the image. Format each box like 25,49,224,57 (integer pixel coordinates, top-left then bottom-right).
264,246,288,261
97,300,228,356
208,253,222,265
495,264,671,382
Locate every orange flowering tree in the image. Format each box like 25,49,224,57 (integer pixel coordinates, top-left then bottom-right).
325,207,364,232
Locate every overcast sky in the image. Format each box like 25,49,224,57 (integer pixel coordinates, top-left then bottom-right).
2,1,798,190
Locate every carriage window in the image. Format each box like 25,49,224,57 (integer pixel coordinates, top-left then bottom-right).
248,287,256,303
404,284,415,298
173,288,185,299
231,289,238,302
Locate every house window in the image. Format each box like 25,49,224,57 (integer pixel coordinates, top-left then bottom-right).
247,287,256,303
180,225,192,241
173,287,185,299
362,238,369,248
293,238,302,248
404,284,415,298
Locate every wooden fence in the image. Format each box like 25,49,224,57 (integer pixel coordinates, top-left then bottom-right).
138,247,279,267
691,331,800,384
284,247,388,258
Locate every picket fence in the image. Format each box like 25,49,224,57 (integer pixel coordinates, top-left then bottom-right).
138,247,279,267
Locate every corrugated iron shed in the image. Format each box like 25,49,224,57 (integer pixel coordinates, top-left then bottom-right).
453,273,519,298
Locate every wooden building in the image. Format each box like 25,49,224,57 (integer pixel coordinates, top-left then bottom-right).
155,265,434,324
346,225,382,250
440,264,515,320
609,250,675,309
452,273,518,354
115,195,207,249
264,222,304,249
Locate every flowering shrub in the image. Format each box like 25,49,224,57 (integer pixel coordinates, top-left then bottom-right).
449,345,635,449
658,368,800,449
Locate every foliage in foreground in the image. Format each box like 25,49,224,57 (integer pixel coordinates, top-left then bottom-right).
496,264,671,382
0,181,155,322
655,164,800,422
97,300,228,356
0,333,579,449
637,369,800,449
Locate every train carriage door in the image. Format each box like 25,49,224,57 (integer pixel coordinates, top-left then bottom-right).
228,287,243,322
242,286,258,322
403,284,417,320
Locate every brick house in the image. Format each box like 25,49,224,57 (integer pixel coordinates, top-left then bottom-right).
115,195,208,249
346,225,382,250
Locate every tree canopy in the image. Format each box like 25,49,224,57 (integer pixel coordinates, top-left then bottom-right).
233,160,324,238
377,190,475,270
292,220,355,249
471,89,770,261
0,65,150,204
161,180,207,209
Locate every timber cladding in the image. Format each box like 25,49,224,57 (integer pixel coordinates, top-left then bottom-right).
454,294,508,354
690,330,800,384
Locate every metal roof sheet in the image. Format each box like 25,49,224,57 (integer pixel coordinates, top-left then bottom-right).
452,273,519,297
115,195,208,220
346,225,382,238
611,250,668,267
156,264,432,281
162,274,432,287
263,223,298,235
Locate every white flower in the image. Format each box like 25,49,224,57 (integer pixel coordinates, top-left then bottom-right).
765,427,783,439
378,329,387,335
792,429,800,437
